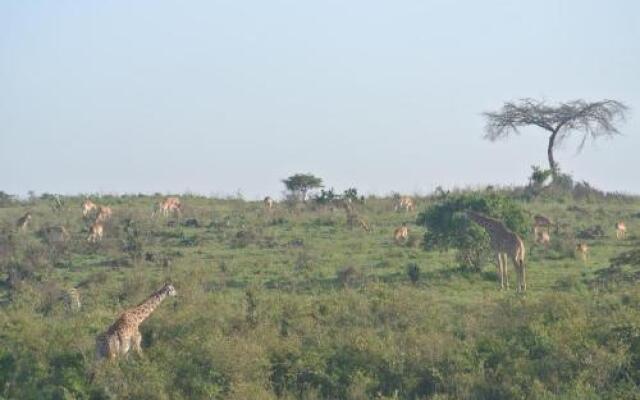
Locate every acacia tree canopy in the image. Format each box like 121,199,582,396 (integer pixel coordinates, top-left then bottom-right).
483,98,628,178
282,173,323,201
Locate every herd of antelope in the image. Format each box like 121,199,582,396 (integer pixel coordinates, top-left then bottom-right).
14,197,185,244
13,194,631,280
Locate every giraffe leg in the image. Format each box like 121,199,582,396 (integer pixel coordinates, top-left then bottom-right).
496,253,503,289
512,256,524,292
133,331,143,354
502,253,509,289
120,335,131,357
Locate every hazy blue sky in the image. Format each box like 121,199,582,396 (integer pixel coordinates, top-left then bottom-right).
1,0,638,198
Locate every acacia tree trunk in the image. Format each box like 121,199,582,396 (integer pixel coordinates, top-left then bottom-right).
547,129,560,179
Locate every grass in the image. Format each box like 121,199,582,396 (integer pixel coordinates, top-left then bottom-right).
0,191,639,399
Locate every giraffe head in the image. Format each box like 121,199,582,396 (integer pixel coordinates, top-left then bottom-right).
161,283,177,297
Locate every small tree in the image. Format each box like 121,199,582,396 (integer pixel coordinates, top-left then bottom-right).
282,173,323,202
483,99,628,179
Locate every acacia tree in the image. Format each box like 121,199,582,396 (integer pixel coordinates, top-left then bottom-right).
483,99,628,179
282,173,323,202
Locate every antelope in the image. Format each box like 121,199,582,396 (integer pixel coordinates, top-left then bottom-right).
96,206,113,222
16,212,32,232
87,222,104,243
263,196,274,210
41,226,70,244
576,243,589,262
536,230,551,247
153,197,182,217
533,214,553,238
394,223,409,243
616,221,627,240
394,196,415,212
82,199,98,217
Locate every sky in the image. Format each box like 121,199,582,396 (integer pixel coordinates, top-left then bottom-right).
1,0,639,199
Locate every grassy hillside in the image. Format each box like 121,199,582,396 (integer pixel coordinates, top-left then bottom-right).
0,189,639,399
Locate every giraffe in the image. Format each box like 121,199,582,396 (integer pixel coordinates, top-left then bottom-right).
263,196,274,211
533,214,553,239
96,283,177,360
576,243,589,262
394,223,409,243
466,211,527,292
616,221,627,240
16,212,32,232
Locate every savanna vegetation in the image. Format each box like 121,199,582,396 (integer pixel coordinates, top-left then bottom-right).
1,177,640,399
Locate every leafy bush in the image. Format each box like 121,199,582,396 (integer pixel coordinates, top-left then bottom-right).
529,165,552,187
342,187,364,203
0,191,16,207
313,188,339,205
337,266,364,287
417,191,528,271
405,263,420,284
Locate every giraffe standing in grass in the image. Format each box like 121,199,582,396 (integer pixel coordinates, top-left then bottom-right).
467,211,527,292
96,283,177,360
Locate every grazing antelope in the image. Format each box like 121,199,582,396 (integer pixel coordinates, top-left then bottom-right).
64,288,81,312
153,197,182,217
41,226,70,244
576,243,589,262
358,218,371,233
616,221,627,240
394,223,409,243
87,222,104,243
263,196,274,210
96,206,113,222
394,196,415,212
16,212,32,232
533,214,553,238
536,230,551,247
82,199,98,217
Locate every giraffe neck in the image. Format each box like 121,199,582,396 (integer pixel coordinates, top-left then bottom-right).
468,212,503,238
131,288,169,324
